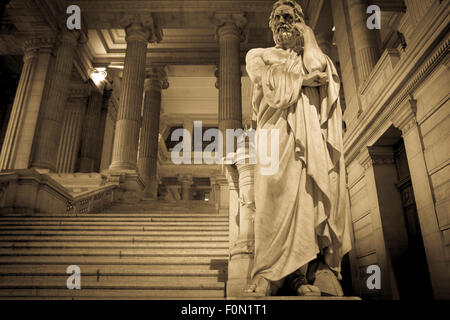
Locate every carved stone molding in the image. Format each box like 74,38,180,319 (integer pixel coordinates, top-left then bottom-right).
120,14,163,43
23,38,55,57
391,97,418,135
358,146,396,170
145,66,169,91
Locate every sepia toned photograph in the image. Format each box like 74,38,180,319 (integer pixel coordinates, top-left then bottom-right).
0,0,448,308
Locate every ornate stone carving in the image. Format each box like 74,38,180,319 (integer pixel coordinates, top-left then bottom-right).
213,12,247,41
120,14,163,43
391,97,418,135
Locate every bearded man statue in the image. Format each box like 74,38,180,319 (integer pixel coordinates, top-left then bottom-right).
245,0,352,296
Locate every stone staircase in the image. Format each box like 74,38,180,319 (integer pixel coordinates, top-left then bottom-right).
0,200,229,299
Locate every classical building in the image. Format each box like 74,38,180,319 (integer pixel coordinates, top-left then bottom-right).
0,0,448,299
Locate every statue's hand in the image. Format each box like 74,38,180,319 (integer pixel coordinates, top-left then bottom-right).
303,70,328,87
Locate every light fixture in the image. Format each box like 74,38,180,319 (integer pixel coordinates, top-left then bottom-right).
332,26,336,32
89,67,107,86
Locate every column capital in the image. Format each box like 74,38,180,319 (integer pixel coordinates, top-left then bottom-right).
391,97,417,135
121,14,163,43
213,12,247,41
358,146,395,171
58,29,83,47
23,38,55,56
145,66,169,91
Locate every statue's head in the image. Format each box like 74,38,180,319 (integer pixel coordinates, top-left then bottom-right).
269,0,305,50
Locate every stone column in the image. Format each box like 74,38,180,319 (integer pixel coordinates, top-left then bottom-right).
214,13,246,153
94,89,111,172
31,30,82,171
178,174,193,201
56,89,89,173
109,18,157,172
391,98,446,299
108,15,162,203
137,67,168,198
100,95,118,172
79,87,104,173
347,0,381,83
331,0,363,125
0,38,54,170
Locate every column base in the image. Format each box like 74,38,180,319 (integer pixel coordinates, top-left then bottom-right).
104,170,145,204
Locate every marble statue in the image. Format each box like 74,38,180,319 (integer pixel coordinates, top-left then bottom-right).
245,0,352,296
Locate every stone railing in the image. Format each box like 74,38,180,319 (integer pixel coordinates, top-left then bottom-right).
65,185,116,214
0,169,119,214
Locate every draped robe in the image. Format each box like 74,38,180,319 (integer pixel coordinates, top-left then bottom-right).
246,46,352,282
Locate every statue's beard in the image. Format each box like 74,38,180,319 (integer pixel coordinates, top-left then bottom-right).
273,23,303,52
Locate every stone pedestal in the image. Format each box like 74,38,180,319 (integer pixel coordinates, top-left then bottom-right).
31,30,82,171
214,13,246,151
137,68,168,198
225,152,256,298
0,38,54,170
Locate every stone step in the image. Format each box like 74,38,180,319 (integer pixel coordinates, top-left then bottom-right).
0,235,228,242
0,218,228,224
0,230,229,236
0,264,226,276
0,275,225,288
0,213,225,218
0,288,225,299
0,255,228,265
0,225,229,231
0,214,228,219
0,241,228,249
0,248,228,256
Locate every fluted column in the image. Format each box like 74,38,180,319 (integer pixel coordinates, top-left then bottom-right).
56,91,89,173
94,89,112,172
0,38,54,170
137,67,168,198
31,30,82,171
79,87,104,172
100,95,118,172
214,13,246,152
347,0,381,83
109,22,152,172
331,0,363,122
